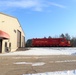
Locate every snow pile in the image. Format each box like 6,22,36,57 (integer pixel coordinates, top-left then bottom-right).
0,47,76,56
24,69,76,75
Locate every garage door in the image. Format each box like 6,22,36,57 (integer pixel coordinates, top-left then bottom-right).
17,30,21,48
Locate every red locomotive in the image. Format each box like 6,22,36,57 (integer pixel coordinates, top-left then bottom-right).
31,38,71,47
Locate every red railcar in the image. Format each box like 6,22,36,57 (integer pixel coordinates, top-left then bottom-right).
31,38,71,47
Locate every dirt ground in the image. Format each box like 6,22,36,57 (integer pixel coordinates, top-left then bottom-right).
0,55,76,75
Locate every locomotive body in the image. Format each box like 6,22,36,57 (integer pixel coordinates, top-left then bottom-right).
31,38,71,47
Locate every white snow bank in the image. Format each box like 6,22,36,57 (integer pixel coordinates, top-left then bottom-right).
23,69,76,75
0,47,76,56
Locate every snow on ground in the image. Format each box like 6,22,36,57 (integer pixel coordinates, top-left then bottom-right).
49,60,76,63
32,62,45,66
0,47,76,56
14,62,45,66
14,62,32,65
23,69,76,75
14,59,76,66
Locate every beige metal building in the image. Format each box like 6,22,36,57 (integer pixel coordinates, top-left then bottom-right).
0,12,25,53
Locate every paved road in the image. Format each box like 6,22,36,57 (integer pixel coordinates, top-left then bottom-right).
0,55,76,75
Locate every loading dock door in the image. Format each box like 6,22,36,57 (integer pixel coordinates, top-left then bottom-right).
22,36,25,47
17,30,21,48
0,40,2,53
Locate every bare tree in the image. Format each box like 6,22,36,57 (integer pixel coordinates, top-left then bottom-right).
48,36,52,38
70,37,76,47
65,33,70,40
60,33,65,38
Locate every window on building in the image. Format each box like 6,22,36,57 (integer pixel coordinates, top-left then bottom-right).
5,42,8,52
5,42,7,47
9,43,11,48
9,42,11,51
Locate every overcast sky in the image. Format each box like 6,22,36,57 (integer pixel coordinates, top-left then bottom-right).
0,0,76,40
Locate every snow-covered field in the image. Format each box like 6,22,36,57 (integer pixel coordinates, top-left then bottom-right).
24,69,76,75
0,47,76,56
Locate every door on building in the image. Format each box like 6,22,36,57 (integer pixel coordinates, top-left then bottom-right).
0,40,2,53
17,30,21,48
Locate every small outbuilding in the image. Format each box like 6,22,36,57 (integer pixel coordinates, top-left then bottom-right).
0,12,25,53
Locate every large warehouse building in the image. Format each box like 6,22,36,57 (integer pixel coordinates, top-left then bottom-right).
0,13,25,53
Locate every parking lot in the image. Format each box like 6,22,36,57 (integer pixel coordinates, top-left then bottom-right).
0,55,76,75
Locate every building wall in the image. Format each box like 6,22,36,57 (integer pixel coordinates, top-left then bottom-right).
0,13,25,53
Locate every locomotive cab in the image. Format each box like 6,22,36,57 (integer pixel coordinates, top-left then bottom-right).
59,38,71,47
